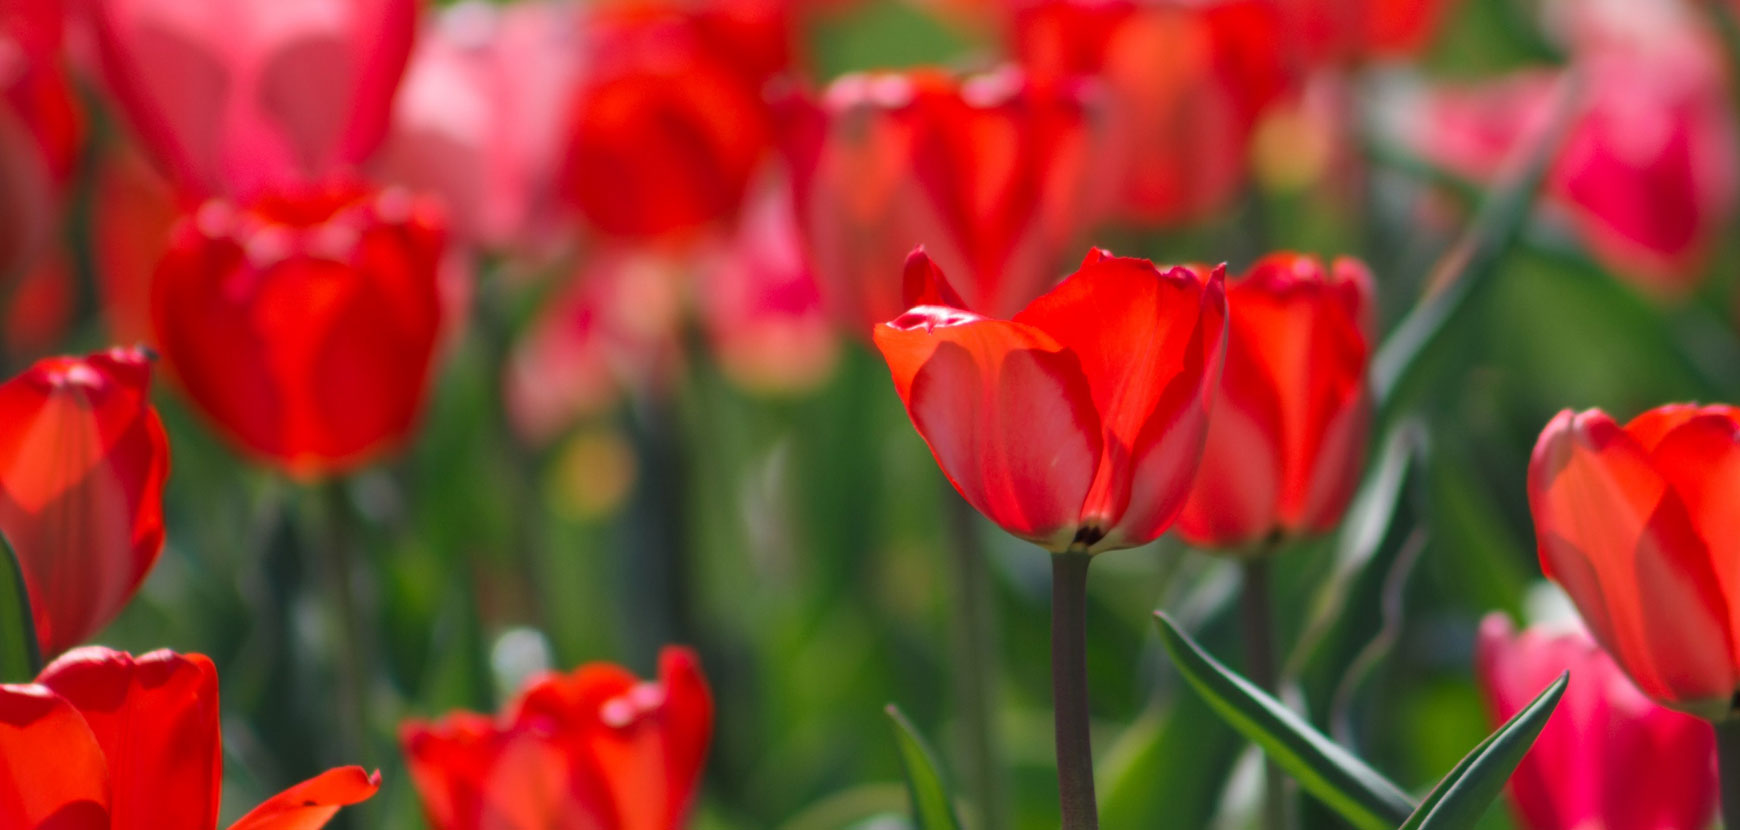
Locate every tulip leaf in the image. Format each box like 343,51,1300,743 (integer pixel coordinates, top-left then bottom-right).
885,704,965,830
0,533,42,683
1153,612,1414,830
1372,73,1584,410
1398,672,1568,830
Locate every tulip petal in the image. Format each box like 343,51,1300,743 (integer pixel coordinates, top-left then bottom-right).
875,299,1101,549
1013,251,1225,545
37,648,221,830
1639,407,1740,682
0,684,110,829
901,247,966,309
227,766,381,830
402,714,601,830
1529,410,1736,710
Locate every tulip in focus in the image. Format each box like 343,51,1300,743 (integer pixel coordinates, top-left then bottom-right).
0,647,379,829
561,0,796,241
151,180,446,478
783,65,1107,330
401,646,712,830
1528,404,1740,718
0,347,168,658
82,0,417,198
1010,0,1290,226
875,248,1227,554
1477,614,1716,830
1178,253,1374,549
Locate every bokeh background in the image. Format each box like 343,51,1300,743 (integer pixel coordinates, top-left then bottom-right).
8,0,1740,827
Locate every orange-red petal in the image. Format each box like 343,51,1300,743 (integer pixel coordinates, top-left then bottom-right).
0,683,110,829
226,766,380,830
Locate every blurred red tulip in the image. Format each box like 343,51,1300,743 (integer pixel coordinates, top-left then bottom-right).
0,647,379,829
93,141,180,344
401,646,713,830
151,180,446,478
1011,0,1290,225
82,0,417,198
783,66,1107,330
875,248,1226,553
1407,11,1737,297
1178,253,1373,548
1529,404,1740,718
1,0,84,282
561,0,796,241
4,254,76,359
1277,0,1461,65
1477,614,1717,830
698,188,839,397
379,0,584,255
0,347,168,658
505,250,686,444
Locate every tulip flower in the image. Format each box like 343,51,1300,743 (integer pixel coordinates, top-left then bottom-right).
0,647,378,829
401,646,712,830
93,143,181,344
1528,404,1740,718
151,180,446,478
1,0,84,282
1405,7,1736,297
1177,253,1374,549
1010,0,1290,226
1477,614,1717,830
1278,0,1463,66
561,0,796,241
783,66,1108,331
378,0,584,254
875,248,1227,554
82,0,417,198
0,347,169,658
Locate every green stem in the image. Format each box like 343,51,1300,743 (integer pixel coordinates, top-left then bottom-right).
944,490,1006,830
1051,552,1098,830
1241,556,1288,830
1716,719,1740,829
314,481,372,769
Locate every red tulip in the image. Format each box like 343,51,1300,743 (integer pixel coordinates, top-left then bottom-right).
1477,614,1716,830
1010,0,1291,225
93,142,181,345
1406,9,1737,297
561,0,795,241
783,66,1108,330
697,188,839,396
151,179,446,478
1277,0,1462,66
378,0,585,254
0,647,379,830
401,646,713,830
874,248,1227,553
82,0,417,198
1,0,84,282
1177,253,1373,548
1528,404,1740,718
0,347,168,658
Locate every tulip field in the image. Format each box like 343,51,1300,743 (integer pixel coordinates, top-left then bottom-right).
9,0,1740,828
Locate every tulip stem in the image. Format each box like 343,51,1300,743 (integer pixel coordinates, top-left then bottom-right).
315,481,373,769
1241,556,1289,830
1716,718,1740,828
1051,552,1098,830
945,491,1007,830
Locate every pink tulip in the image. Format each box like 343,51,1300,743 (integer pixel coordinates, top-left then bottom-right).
82,0,417,198
377,0,584,254
1476,614,1717,830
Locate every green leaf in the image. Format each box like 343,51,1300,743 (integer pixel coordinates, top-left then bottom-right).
885,704,965,830
0,533,42,683
1398,672,1568,830
1372,73,1585,410
1153,612,1414,830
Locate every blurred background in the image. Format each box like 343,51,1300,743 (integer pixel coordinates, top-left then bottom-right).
7,0,1740,827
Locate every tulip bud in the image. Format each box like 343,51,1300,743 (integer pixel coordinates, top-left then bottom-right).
1178,253,1374,550
1476,614,1717,830
1528,404,1740,719
151,180,446,479
0,347,169,658
401,647,713,830
875,248,1227,554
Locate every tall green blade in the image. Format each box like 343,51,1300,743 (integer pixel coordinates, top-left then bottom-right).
0,533,42,683
1399,672,1568,830
885,704,966,830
